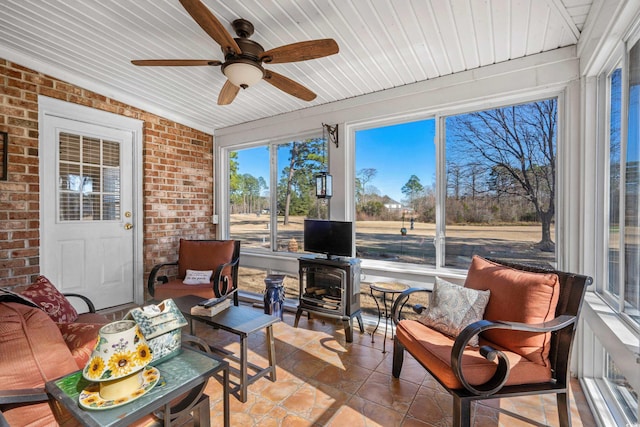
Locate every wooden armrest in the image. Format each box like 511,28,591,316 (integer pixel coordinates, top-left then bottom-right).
391,287,432,324
450,315,577,396
0,388,48,405
63,293,96,313
147,261,178,297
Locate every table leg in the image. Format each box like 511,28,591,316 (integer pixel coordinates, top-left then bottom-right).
240,334,248,402
382,291,389,353
370,288,382,343
266,325,277,381
193,394,210,427
223,366,229,427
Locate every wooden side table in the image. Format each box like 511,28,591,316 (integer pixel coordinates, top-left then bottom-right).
369,282,409,353
172,294,279,403
45,346,229,427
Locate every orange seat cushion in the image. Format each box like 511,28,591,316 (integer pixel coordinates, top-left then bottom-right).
153,278,218,301
0,302,80,426
396,319,552,390
464,256,560,366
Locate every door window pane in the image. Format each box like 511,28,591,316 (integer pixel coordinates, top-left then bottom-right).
355,120,436,265
58,132,121,222
445,99,557,268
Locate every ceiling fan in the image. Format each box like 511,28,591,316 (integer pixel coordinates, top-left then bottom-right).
131,0,339,105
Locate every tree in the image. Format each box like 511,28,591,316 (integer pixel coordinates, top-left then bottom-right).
278,138,326,224
448,99,557,251
356,168,377,206
401,175,424,210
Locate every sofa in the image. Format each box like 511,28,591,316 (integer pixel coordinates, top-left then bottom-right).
0,276,112,426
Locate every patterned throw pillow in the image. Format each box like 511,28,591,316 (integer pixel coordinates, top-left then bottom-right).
183,269,213,285
418,277,490,347
20,276,79,323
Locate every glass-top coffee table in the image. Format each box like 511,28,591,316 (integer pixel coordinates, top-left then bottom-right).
172,294,279,403
45,346,229,427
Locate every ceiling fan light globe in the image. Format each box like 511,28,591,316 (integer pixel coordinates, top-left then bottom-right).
222,62,264,88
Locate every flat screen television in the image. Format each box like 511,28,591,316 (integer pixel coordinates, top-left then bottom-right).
303,219,353,259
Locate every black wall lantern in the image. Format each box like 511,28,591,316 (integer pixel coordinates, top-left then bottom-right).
315,123,337,199
315,171,332,199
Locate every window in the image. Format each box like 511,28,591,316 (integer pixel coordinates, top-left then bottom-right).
354,119,436,265
589,36,640,427
352,100,558,270
606,41,640,327
444,99,557,269
609,67,623,298
229,146,270,250
58,132,121,221
623,40,640,324
605,352,638,426
228,134,328,254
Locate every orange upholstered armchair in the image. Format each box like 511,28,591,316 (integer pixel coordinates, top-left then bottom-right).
391,256,591,427
148,239,240,305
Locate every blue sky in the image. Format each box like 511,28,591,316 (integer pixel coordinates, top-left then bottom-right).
234,118,437,202
356,119,436,202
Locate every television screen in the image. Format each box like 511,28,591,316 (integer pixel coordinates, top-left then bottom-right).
303,219,353,259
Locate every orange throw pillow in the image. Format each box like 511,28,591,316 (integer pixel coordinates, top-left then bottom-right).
464,256,560,366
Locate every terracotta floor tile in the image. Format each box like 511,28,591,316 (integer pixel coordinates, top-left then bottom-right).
124,305,598,426
281,379,351,425
327,395,405,427
356,371,420,414
407,385,453,426
311,361,373,394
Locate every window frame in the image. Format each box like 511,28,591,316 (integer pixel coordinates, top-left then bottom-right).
223,129,327,256
600,38,640,333
217,86,567,284
580,31,640,427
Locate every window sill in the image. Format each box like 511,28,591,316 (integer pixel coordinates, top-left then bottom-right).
239,248,468,286
582,292,640,392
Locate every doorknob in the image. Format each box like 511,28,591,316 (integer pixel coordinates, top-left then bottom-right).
124,223,133,230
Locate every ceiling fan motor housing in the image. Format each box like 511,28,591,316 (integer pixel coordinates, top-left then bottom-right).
221,35,265,89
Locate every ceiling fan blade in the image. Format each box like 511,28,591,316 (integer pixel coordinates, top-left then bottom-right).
179,0,241,55
260,39,339,64
218,80,240,105
263,70,316,101
131,59,221,66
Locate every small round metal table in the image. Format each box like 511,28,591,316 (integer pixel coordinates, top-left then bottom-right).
369,281,409,353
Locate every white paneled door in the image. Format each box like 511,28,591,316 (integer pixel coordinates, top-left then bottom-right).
42,116,134,309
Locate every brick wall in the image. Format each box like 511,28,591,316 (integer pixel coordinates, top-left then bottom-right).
0,59,215,290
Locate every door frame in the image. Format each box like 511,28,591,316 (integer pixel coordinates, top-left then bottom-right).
38,96,145,305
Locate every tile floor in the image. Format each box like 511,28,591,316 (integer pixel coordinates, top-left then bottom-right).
184,307,598,427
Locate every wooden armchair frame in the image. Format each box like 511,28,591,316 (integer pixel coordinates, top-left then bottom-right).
148,239,240,305
391,259,592,427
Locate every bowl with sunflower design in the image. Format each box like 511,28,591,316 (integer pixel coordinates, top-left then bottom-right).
82,320,154,400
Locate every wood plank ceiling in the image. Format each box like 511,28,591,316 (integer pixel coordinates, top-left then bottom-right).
0,0,592,133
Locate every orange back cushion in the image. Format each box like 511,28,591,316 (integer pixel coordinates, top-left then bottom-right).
178,239,236,280
0,302,79,426
464,256,560,366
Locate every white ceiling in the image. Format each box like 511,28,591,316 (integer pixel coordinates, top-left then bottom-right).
0,0,592,134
